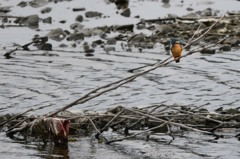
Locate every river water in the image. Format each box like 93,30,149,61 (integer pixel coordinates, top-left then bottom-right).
0,0,240,158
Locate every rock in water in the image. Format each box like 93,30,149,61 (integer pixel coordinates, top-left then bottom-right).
22,14,39,28
41,7,52,14
200,48,216,54
219,45,231,51
85,11,102,18
47,28,67,41
121,8,131,17
42,17,52,24
75,15,84,22
38,43,52,51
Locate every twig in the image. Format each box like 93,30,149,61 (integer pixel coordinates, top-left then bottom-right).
0,108,33,127
170,107,223,124
3,37,48,58
100,108,125,132
125,108,219,137
187,23,202,44
106,119,171,144
88,117,108,143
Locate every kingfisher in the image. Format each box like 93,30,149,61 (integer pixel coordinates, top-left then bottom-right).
170,38,182,63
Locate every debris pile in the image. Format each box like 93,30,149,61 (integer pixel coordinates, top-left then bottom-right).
1,105,240,145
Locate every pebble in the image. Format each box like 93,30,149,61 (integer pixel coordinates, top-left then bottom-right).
92,39,105,46
41,7,52,14
120,8,131,17
72,8,86,12
59,44,68,48
42,17,52,24
38,43,52,51
219,45,231,51
104,46,116,53
23,14,39,28
114,24,134,33
186,7,194,11
17,1,28,7
59,20,66,24
47,28,67,41
202,8,212,16
107,38,117,45
66,33,85,41
85,11,102,18
200,48,216,54
85,53,94,57
75,15,84,22
85,49,95,54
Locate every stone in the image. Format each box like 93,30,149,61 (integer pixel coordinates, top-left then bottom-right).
136,23,146,30
106,38,117,45
222,108,239,114
72,8,86,12
85,11,102,18
85,49,95,54
120,8,131,17
66,33,84,41
47,28,67,41
92,39,105,46
70,23,84,31
38,43,52,51
71,43,77,48
128,33,146,44
42,17,52,24
30,0,49,8
85,53,94,57
59,20,66,24
115,0,129,9
186,7,194,11
134,15,140,18
182,13,199,18
219,45,231,51
104,46,115,53
23,14,39,28
59,44,68,48
223,38,240,47
41,7,52,14
17,1,28,7
114,24,134,33
201,8,212,16
200,48,216,54
0,6,11,13
75,15,83,22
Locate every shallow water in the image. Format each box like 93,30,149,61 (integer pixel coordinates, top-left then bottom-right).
0,0,240,158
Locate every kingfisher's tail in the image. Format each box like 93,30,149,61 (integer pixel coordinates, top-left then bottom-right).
175,58,180,63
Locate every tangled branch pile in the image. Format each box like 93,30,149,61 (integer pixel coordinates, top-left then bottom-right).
1,104,240,145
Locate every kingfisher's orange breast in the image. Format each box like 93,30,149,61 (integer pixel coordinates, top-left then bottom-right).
171,43,182,58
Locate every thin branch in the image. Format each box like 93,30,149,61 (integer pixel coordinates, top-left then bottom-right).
106,119,170,144
88,117,108,143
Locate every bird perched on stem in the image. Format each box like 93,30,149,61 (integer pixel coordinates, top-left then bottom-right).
170,38,182,63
